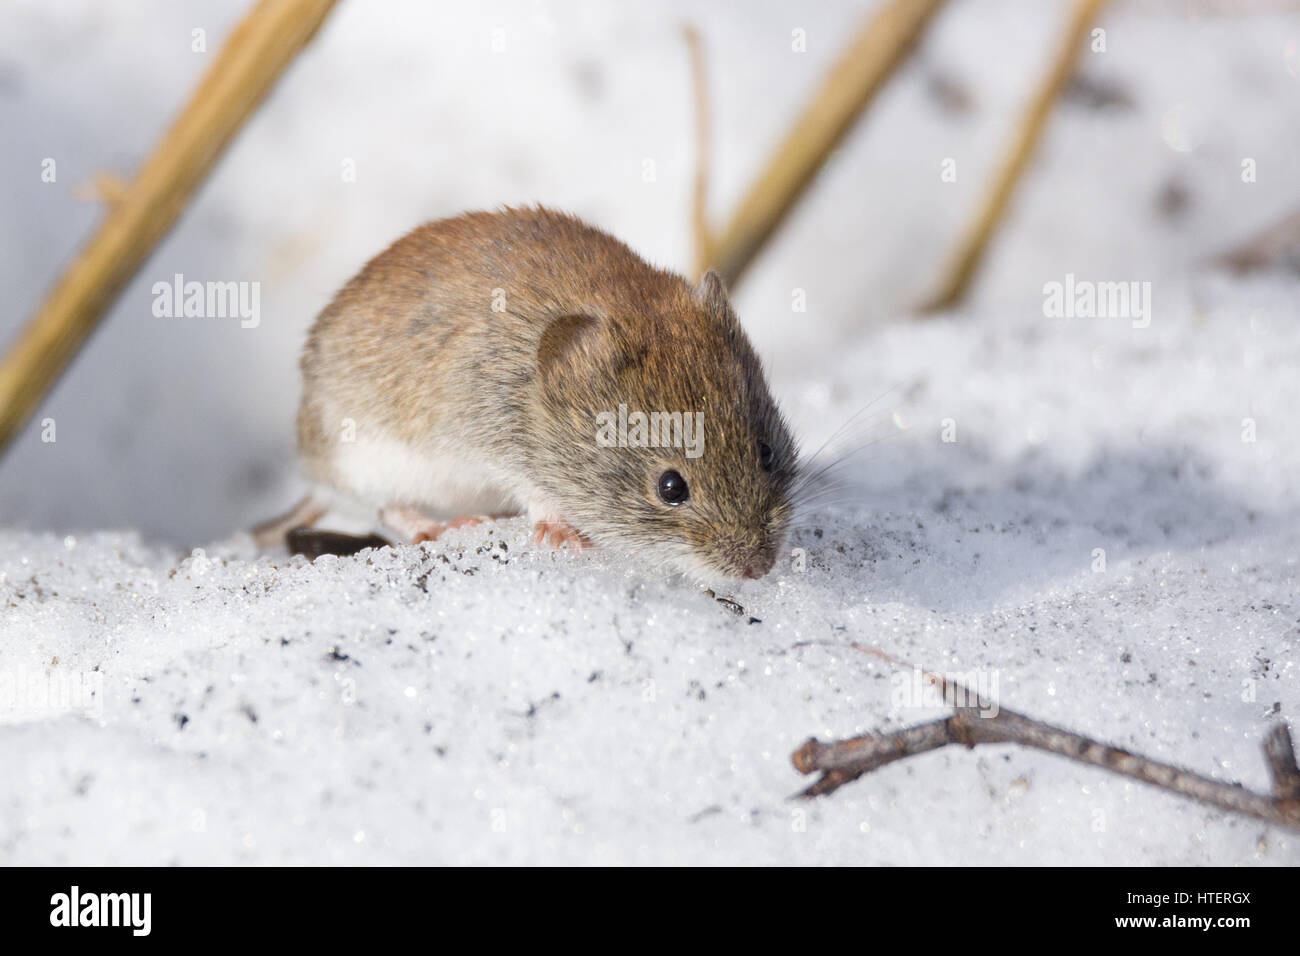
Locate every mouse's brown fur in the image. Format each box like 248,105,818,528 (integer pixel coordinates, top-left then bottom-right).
293,206,796,580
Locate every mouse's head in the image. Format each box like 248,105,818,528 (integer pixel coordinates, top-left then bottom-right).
532,269,797,581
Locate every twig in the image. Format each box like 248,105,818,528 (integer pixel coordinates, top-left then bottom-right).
1215,208,1300,275
286,527,391,560
0,0,339,458
919,0,1109,313
1264,724,1300,801
792,672,1300,832
702,0,948,289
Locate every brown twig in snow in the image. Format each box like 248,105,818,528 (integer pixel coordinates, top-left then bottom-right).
1215,208,1300,275
791,672,1300,832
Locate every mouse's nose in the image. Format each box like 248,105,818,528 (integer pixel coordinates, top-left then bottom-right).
741,551,775,579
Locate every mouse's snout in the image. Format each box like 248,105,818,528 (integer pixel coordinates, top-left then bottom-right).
741,550,776,579
708,532,778,580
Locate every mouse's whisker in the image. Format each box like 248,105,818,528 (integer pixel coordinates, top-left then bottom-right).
795,391,904,476
792,486,864,509
794,429,902,497
796,408,906,475
788,495,866,521
794,384,900,457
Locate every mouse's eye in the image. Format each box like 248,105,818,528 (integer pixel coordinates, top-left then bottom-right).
657,469,690,506
759,441,774,472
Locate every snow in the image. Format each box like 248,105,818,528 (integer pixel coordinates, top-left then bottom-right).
2,0,1298,863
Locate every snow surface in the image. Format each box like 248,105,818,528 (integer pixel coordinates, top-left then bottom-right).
5,273,1298,865
2,1,1299,863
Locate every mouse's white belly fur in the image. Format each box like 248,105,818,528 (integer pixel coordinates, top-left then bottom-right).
327,427,518,520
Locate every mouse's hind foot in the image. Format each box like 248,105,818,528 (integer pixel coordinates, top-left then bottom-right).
380,506,515,544
250,495,328,549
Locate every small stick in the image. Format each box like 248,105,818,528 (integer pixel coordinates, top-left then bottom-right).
0,0,339,458
792,673,1300,832
703,0,948,289
919,0,1109,313
1264,724,1300,801
1214,208,1300,275
286,527,391,561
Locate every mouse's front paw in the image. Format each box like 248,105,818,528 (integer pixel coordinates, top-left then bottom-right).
532,517,592,552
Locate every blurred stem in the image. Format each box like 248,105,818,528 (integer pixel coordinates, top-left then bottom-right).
0,0,339,459
699,0,948,290
682,23,713,282
919,0,1110,314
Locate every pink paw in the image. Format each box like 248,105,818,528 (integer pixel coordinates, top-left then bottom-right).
412,515,485,543
381,507,493,545
533,518,592,552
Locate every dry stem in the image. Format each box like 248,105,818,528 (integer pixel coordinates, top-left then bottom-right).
919,0,1109,313
699,0,947,289
0,0,339,456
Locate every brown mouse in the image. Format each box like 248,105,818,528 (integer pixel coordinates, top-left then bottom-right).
254,206,797,580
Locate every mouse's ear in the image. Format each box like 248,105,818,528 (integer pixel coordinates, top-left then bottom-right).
696,269,739,327
537,313,604,379
696,269,728,310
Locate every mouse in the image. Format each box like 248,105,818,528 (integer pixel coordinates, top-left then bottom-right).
253,206,797,580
